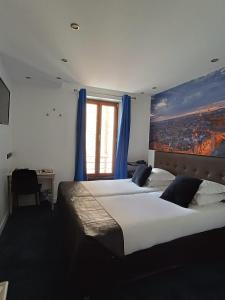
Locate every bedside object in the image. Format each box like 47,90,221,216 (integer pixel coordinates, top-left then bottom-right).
127,160,147,178
37,169,53,174
8,170,55,214
0,282,8,300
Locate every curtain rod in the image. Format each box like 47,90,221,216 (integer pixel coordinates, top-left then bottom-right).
74,89,136,100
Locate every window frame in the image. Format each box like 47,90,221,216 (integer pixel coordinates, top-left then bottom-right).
86,99,119,179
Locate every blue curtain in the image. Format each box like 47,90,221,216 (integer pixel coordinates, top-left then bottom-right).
74,89,87,181
114,95,131,179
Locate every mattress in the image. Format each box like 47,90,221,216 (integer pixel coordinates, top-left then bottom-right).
81,178,162,197
97,192,225,255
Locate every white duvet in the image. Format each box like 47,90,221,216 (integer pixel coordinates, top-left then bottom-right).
97,192,225,255
82,179,162,197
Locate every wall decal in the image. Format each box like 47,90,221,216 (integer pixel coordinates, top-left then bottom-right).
149,68,225,157
45,108,62,118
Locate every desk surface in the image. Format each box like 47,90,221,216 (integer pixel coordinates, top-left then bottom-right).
8,170,55,177
36,171,55,177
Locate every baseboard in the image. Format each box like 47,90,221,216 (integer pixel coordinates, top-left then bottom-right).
0,212,8,236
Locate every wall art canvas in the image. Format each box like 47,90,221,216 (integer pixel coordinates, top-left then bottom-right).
149,68,225,157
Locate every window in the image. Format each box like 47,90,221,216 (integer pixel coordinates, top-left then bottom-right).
86,99,118,177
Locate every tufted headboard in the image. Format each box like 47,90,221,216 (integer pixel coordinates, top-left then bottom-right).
155,151,225,185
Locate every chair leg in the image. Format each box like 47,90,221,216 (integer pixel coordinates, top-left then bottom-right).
38,192,40,205
13,193,19,209
35,192,40,206
12,193,15,211
16,194,19,208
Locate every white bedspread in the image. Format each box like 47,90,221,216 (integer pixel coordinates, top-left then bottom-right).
97,192,225,255
82,179,161,197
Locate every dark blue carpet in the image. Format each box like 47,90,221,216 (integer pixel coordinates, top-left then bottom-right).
0,203,71,300
109,261,225,300
1,203,225,300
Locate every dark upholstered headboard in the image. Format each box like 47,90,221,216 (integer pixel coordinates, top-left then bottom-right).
155,151,225,185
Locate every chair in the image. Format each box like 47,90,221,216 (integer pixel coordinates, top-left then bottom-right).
11,169,41,209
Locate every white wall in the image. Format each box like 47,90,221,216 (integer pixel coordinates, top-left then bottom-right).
12,83,150,199
12,82,77,199
128,94,150,162
0,57,13,232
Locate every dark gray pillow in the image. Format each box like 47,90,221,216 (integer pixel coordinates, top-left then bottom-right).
132,165,152,187
160,175,202,208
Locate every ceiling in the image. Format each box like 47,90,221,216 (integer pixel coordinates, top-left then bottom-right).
0,0,225,94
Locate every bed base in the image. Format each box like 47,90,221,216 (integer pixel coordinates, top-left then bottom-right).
59,197,225,297
60,151,225,297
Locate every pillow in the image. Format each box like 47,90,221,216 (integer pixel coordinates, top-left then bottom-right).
146,179,172,188
132,165,152,187
197,180,225,194
148,168,175,182
192,193,225,206
161,176,202,208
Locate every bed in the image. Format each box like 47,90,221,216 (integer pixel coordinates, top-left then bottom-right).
97,192,225,256
75,178,161,197
58,151,225,296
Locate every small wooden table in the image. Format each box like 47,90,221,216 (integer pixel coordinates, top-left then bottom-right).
8,171,55,214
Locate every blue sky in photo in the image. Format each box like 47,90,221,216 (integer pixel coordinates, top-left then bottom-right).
152,68,225,117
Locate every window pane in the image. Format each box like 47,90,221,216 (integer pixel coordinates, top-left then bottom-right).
100,105,115,173
86,103,97,174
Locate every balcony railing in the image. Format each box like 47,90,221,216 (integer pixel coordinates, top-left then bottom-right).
87,155,113,174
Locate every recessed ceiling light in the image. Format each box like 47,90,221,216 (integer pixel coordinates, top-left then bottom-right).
56,76,62,80
211,58,219,63
25,76,31,79
152,86,157,90
70,22,80,30
61,58,68,63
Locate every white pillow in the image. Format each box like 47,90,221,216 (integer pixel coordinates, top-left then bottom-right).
146,179,172,188
148,168,175,182
197,180,225,194
192,193,225,206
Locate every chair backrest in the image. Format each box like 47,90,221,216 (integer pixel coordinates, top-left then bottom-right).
11,169,39,194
